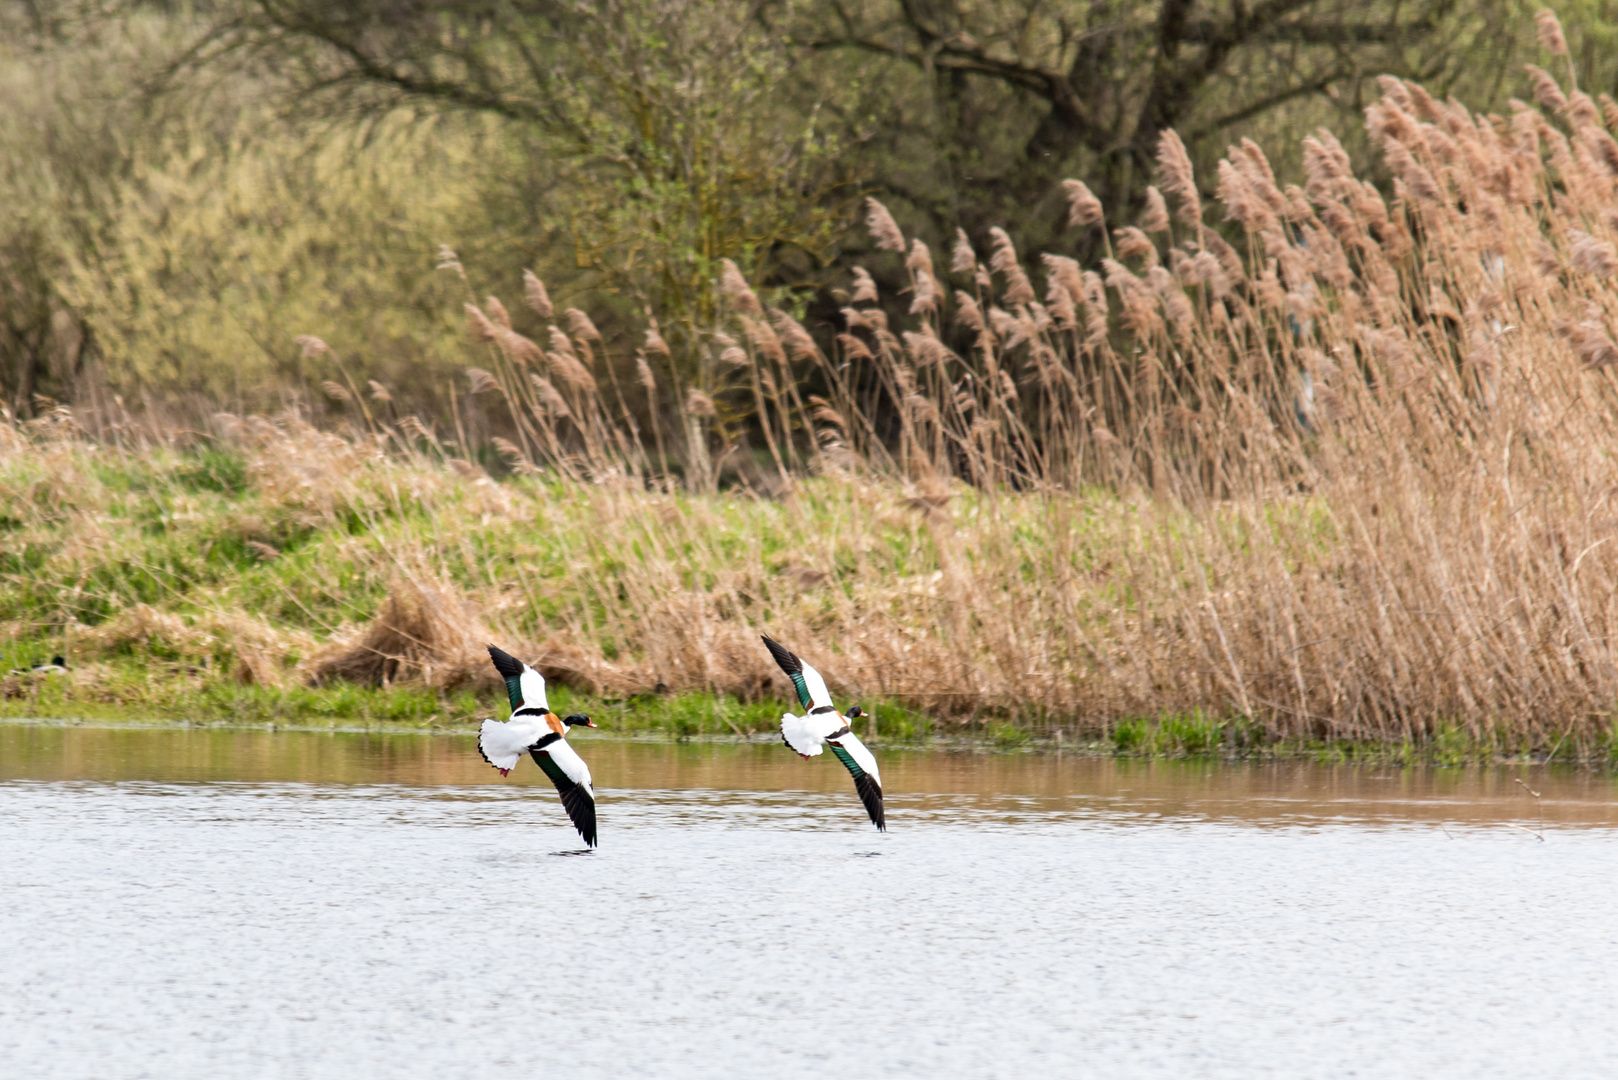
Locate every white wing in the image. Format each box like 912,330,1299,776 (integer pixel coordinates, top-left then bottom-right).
835,730,883,787
546,738,594,794
799,660,834,710
518,663,550,712
478,716,545,775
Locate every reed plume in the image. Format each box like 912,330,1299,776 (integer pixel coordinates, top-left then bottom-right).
865,198,906,252
1061,180,1104,226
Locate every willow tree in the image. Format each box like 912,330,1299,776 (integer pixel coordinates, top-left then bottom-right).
175,0,857,365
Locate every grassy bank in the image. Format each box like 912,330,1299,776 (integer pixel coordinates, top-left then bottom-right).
6,396,1618,760
0,429,1118,737
2,428,1616,764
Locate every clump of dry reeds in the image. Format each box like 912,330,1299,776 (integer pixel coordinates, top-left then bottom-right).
306,574,491,691
12,13,1618,749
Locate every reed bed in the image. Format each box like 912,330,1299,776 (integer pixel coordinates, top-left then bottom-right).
8,24,1618,752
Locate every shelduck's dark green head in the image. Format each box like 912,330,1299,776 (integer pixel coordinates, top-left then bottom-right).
563,713,597,728
845,706,865,720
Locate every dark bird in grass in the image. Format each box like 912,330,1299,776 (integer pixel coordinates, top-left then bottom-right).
9,655,66,676
476,644,599,847
761,634,885,831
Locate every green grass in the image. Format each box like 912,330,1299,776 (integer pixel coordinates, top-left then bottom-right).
4,662,1612,764
0,655,922,741
1109,711,1232,756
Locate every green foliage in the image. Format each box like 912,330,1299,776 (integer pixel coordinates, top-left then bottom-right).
1112,719,1149,754
989,722,1032,749
532,1,857,341
0,0,867,421
0,660,451,727
866,702,932,741
1429,722,1473,767
1159,712,1225,755
173,449,249,495
1111,712,1226,756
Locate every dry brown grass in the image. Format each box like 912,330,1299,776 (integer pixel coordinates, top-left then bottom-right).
11,27,1618,747
305,574,492,691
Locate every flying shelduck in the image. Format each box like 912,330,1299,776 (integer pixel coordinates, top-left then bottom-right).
761,634,885,831
477,644,599,847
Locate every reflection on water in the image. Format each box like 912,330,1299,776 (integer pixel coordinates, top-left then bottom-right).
3,722,1616,829
2,724,1616,1079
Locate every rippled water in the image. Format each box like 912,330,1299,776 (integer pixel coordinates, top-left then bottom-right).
2,725,1616,1079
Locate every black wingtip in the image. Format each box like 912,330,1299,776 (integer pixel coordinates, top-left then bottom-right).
760,634,802,676
855,773,887,831
531,749,598,847
569,791,599,848
487,643,525,679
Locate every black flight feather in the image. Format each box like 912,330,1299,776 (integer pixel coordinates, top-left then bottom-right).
486,643,525,679
852,772,886,831
531,749,598,847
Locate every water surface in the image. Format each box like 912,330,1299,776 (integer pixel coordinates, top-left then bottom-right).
2,725,1614,1078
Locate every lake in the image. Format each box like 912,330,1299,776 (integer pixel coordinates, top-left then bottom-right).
2,724,1615,1078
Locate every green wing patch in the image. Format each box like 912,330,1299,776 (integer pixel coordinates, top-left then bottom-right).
788,672,812,711
829,744,865,779
486,646,529,710
534,752,569,787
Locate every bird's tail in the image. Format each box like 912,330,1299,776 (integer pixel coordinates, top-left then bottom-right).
780,713,825,758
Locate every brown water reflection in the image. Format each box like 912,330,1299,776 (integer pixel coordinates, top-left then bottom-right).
3,722,1614,828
